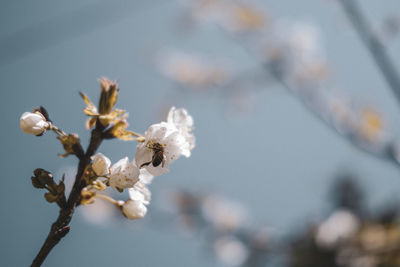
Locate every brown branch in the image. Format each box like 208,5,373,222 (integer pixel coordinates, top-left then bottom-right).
31,122,104,267
56,194,67,210
338,0,400,107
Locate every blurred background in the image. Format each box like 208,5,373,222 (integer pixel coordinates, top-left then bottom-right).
2,0,400,266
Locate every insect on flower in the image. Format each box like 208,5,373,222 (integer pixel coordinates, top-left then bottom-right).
140,141,167,168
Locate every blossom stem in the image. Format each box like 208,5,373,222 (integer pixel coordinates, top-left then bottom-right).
130,131,142,137
95,193,119,206
50,125,67,137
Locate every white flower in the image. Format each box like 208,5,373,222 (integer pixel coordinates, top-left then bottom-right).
167,106,193,130
20,112,49,135
167,107,195,155
91,153,111,176
158,52,230,89
288,23,322,61
109,157,139,189
315,209,360,248
202,195,247,231
129,182,151,205
135,107,194,176
214,236,249,267
121,183,151,220
135,121,191,176
121,199,147,220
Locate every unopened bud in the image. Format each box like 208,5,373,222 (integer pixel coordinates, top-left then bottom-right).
121,199,147,220
20,112,49,136
81,189,96,205
98,78,119,116
32,168,54,189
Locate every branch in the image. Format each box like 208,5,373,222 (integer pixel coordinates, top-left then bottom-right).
267,63,400,169
338,0,400,106
218,33,400,171
31,122,104,267
208,2,400,171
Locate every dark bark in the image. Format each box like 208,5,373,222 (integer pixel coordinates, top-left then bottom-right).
31,123,104,266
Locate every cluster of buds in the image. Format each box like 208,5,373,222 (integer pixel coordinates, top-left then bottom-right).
79,104,195,220
80,78,134,140
31,168,66,207
20,78,195,221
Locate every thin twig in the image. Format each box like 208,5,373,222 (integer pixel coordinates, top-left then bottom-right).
338,0,400,107
31,122,104,266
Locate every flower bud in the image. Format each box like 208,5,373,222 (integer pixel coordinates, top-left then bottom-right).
121,199,147,220
20,112,49,135
91,153,111,176
81,189,96,205
99,78,118,115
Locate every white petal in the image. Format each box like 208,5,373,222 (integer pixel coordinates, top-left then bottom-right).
109,157,139,189
91,153,111,176
167,107,194,130
315,209,359,248
143,160,170,176
128,183,151,205
139,168,154,185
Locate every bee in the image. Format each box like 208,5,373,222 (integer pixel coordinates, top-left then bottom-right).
140,141,166,168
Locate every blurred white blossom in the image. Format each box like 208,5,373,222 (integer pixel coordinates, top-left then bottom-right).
214,236,249,266
158,51,231,89
356,107,387,145
202,195,247,231
315,209,360,248
182,0,267,33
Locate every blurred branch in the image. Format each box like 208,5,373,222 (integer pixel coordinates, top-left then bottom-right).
174,0,400,171
338,0,400,107
267,63,400,169
31,122,104,267
211,2,400,171
221,30,400,170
